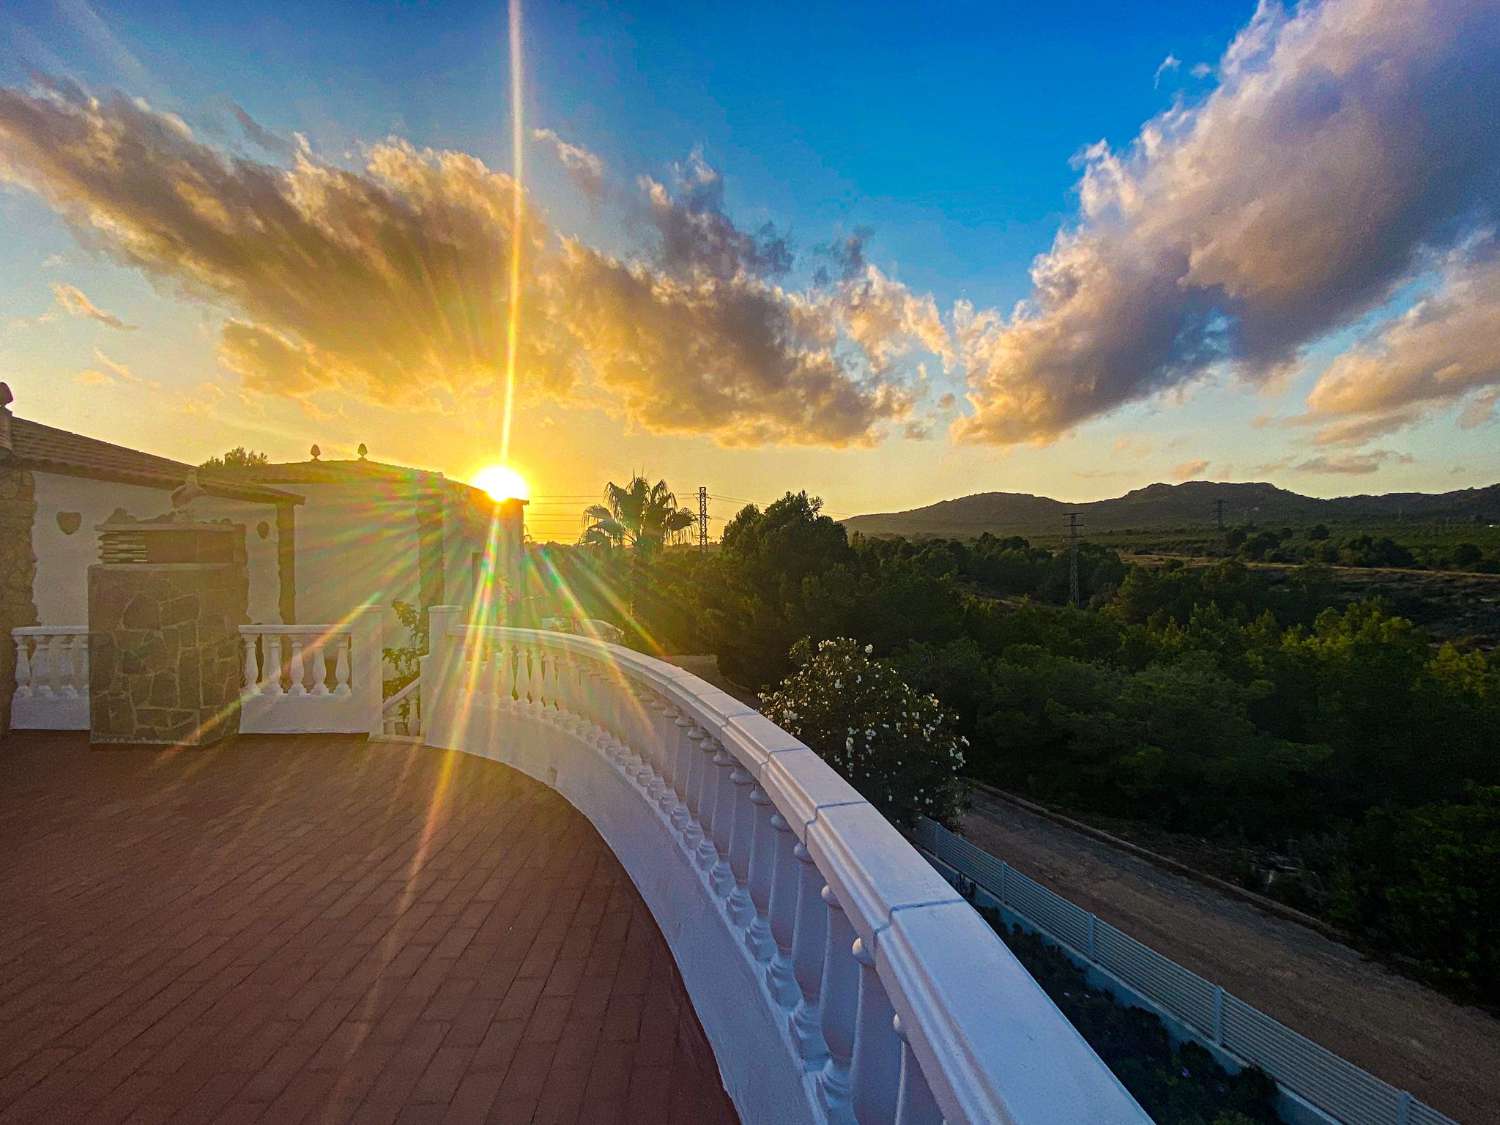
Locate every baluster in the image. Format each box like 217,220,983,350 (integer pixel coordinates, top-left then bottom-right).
32,635,52,698
669,711,695,829
790,843,830,1061
681,725,709,850
695,733,725,871
334,633,351,695
309,640,329,696
724,765,758,926
57,635,79,698
75,635,90,697
514,646,531,705
744,787,777,959
242,635,258,691
764,812,802,1005
642,696,669,800
817,886,859,1120
287,637,307,695
850,937,902,1123
892,1014,943,1125
488,643,505,705
262,635,284,694
708,743,739,894
14,635,32,698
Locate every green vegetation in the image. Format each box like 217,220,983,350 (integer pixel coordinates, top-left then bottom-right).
989,915,1281,1124
198,446,269,472
762,637,969,830
523,488,1500,1006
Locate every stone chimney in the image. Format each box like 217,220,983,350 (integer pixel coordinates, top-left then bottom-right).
0,382,13,457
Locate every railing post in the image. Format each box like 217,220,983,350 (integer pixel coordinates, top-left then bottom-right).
241,634,258,693
75,634,89,699
13,634,31,698
1212,985,1225,1045
892,1013,943,1125
790,842,830,1062
1088,912,1098,960
287,637,307,696
1397,1091,1413,1125
350,605,383,735
261,635,283,695
816,885,858,1120
743,786,777,961
765,812,802,1007
850,936,901,1124
32,635,51,698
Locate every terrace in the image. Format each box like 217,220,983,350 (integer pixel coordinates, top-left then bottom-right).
2,607,1146,1123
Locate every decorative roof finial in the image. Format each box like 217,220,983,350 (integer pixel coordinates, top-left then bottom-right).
357,442,368,460
310,443,320,461
0,382,12,411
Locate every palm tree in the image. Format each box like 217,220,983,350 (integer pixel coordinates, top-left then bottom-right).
581,476,696,620
580,476,696,555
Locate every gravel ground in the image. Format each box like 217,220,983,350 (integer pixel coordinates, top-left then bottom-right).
962,789,1500,1123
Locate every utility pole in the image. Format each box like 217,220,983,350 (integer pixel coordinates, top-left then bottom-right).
1066,513,1082,608
698,486,709,553
1214,499,1226,530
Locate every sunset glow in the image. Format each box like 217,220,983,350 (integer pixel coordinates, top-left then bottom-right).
473,464,530,503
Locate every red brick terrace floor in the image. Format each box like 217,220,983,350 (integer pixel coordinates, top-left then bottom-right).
0,732,738,1124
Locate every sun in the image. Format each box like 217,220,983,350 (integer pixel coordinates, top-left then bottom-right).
472,464,530,502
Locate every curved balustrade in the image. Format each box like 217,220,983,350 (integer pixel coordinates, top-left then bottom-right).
420,608,1147,1125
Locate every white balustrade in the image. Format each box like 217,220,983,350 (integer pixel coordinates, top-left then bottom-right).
237,606,382,735
419,611,1148,1125
10,627,89,730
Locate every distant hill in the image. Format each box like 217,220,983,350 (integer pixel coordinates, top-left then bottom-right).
840,480,1500,539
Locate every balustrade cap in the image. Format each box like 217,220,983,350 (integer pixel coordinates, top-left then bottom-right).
13,626,89,636
757,746,864,841
878,901,1149,1123
807,802,963,948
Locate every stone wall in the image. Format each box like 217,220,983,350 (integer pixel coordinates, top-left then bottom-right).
0,465,38,736
89,559,249,747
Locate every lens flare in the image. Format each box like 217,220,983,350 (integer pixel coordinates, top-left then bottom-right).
473,464,529,502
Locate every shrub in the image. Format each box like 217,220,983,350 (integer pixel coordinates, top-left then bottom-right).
762,637,969,830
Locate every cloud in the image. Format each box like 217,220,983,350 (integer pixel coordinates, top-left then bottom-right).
75,347,161,390
1295,449,1413,475
0,82,948,448
1171,458,1211,480
1305,239,1500,440
532,127,604,200
1190,62,1213,79
231,104,293,158
640,148,792,280
954,0,1500,447
1153,55,1181,87
50,282,136,329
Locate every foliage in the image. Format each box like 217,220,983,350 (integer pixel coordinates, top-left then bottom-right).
199,446,269,472
989,916,1282,1124
762,637,969,830
1330,787,1500,1002
381,600,427,700
580,476,696,553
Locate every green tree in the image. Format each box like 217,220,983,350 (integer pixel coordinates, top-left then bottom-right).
580,476,695,622
199,446,269,472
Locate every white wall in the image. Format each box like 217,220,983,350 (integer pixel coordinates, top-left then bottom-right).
442,491,524,618
286,481,422,643
30,473,282,626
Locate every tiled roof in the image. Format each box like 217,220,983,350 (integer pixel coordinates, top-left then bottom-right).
8,416,302,505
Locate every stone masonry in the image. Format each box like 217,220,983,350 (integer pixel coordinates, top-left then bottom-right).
0,464,39,737
88,524,249,747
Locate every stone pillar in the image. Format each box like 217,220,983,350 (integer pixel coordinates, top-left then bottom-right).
0,460,39,737
88,516,249,748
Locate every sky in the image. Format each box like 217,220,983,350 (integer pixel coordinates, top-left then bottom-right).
2,0,1498,541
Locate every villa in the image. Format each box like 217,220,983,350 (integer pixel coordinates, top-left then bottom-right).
0,380,1145,1121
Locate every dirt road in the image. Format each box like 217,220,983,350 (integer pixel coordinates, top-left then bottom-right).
962,790,1500,1122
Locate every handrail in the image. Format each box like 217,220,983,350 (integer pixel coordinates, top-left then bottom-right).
421,615,1146,1125
382,677,421,713
239,624,350,636
12,625,89,636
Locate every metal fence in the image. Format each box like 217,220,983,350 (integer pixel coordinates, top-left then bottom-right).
913,818,1458,1125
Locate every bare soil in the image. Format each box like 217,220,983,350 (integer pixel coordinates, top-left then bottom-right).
962,788,1500,1122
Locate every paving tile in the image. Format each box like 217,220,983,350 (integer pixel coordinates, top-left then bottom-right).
0,734,736,1124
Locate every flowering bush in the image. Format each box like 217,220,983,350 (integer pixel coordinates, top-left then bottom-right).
762,637,969,830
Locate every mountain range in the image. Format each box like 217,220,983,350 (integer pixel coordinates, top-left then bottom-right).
840,481,1500,539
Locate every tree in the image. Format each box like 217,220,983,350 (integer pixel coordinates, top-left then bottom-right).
199,447,269,472
580,476,695,622
762,637,969,830
580,476,695,553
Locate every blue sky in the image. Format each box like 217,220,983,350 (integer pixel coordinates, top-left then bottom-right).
2,0,1498,533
